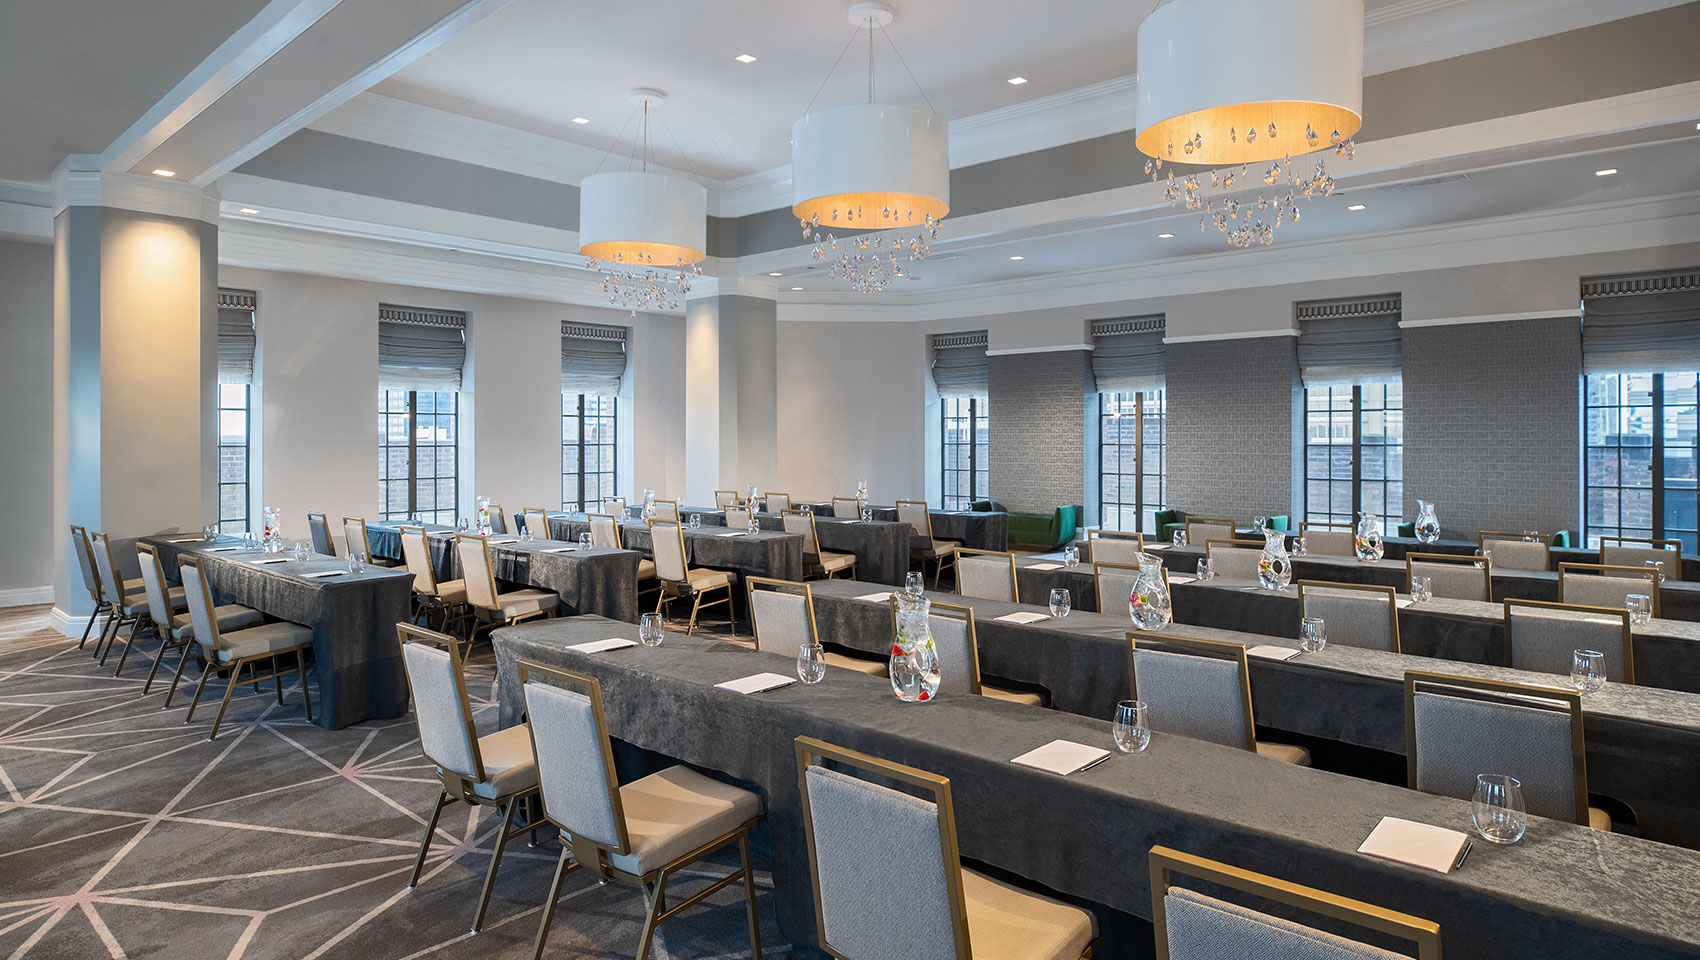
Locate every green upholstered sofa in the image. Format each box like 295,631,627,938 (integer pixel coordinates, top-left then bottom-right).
993,504,1080,548
1156,510,1287,544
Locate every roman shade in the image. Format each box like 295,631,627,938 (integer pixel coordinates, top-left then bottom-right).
1581,268,1700,373
930,331,988,397
1091,315,1166,393
217,289,257,385
1296,294,1402,387
561,322,628,395
379,304,466,391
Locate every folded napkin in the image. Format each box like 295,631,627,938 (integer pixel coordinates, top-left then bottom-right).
1357,817,1472,873
541,547,574,554
301,570,347,579
714,672,796,695
1011,740,1112,776
569,638,637,653
1246,644,1302,661
165,537,206,543
995,611,1050,625
716,531,746,538
1026,562,1062,571
207,547,242,553
248,557,289,565
488,538,520,545
855,591,893,603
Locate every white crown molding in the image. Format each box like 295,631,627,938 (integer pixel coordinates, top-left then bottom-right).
1363,0,1690,75
0,200,53,241
1399,310,1579,328
0,586,53,608
986,344,1093,356
50,164,221,224
1164,329,1299,343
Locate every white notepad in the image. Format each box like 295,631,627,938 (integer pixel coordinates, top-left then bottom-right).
1395,598,1416,608
1026,562,1062,571
165,537,205,543
488,538,520,545
1357,817,1472,873
1246,644,1302,661
995,611,1050,624
1168,574,1198,585
569,637,637,653
541,547,574,554
249,557,289,565
1011,739,1112,776
301,570,347,578
716,531,746,538
855,591,893,603
714,672,796,695
207,546,242,553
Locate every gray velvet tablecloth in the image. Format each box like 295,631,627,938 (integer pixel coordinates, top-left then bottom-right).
364,522,641,623
646,507,912,586
141,535,412,729
803,578,1700,850
491,616,1700,960
549,514,803,582
841,505,1008,550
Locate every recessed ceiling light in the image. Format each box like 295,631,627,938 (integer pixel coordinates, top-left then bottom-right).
768,272,783,277
735,53,758,63
1595,168,1618,177
570,116,590,124
791,286,804,291
1156,232,1175,239
1008,255,1024,261
152,169,176,178
1007,76,1028,85
238,207,259,214
1346,203,1367,211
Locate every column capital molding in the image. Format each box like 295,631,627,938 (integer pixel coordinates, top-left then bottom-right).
50,161,221,225
686,275,779,303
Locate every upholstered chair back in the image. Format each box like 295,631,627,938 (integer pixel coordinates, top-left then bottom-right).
486,504,508,535
1480,535,1549,573
522,508,551,541
1204,541,1262,581
1132,647,1251,750
307,513,335,556
652,523,689,583
1410,557,1489,602
89,532,125,607
136,544,175,636
342,518,370,561
1088,532,1143,565
524,677,624,851
782,511,822,557
588,513,622,549
714,490,737,508
1186,519,1235,545
1300,527,1354,557
1162,886,1410,960
652,499,680,523
178,558,223,655
455,536,501,610
1299,583,1399,653
1506,602,1631,682
956,553,1015,602
400,638,479,780
749,583,814,658
832,497,861,519
599,498,627,518
71,525,102,600
1410,683,1581,822
1562,567,1658,616
896,500,934,539
1095,562,1144,616
765,492,791,513
925,606,980,698
400,527,439,590
1600,540,1680,575
725,506,753,530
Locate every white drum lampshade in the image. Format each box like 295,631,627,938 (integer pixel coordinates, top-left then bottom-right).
578,170,707,266
791,102,950,227
1135,0,1363,167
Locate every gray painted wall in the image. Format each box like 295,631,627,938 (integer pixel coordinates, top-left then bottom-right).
1165,336,1304,524
1402,317,1583,537
987,351,1092,516
0,239,55,598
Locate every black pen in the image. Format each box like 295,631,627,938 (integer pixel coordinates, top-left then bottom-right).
1077,753,1112,773
1452,840,1473,871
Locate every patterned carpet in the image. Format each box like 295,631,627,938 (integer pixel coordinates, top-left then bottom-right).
0,605,786,960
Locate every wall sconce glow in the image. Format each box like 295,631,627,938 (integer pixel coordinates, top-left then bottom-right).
570,117,590,124
238,207,259,214
1594,168,1618,177
152,169,176,178
1157,232,1175,238
735,53,758,63
1346,203,1366,211
1007,76,1028,85
1008,255,1024,261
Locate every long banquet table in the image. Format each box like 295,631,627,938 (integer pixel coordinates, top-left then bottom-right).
547,513,804,583
642,506,912,585
364,520,642,622
803,577,1700,850
139,534,412,728
491,615,1700,960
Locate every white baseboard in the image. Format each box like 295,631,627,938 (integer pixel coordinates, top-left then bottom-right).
0,586,54,608
48,606,85,638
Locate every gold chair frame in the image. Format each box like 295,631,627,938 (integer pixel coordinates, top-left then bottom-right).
90,530,154,667
831,496,863,519
898,499,958,589
1149,846,1440,960
651,523,736,635
398,525,471,636
69,524,113,649
522,661,763,960
1501,598,1634,684
1085,528,1143,562
1128,631,1257,751
520,506,552,540
787,509,858,581
1296,580,1401,654
1406,551,1494,602
1184,515,1236,542
1093,561,1169,614
954,547,1020,602
179,555,313,740
1558,562,1661,619
1203,538,1264,580
136,542,198,698
1599,535,1681,568
714,489,738,509
455,533,553,648
1478,530,1552,571
307,512,337,557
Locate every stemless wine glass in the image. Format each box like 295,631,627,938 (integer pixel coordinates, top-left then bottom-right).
518,525,533,543
904,571,925,597
347,552,366,575
1172,529,1188,548
1196,558,1213,582
748,516,761,536
578,532,592,549
1299,616,1327,653
1292,536,1308,558
639,613,664,647
291,540,308,562
689,514,702,530
1061,546,1079,568
1571,649,1606,693
202,523,217,542
1114,700,1151,753
1645,559,1666,583
796,642,827,684
1411,576,1432,604
1255,515,1268,531
861,506,874,523
1471,774,1528,844
1049,588,1071,619
457,518,470,533
1627,594,1652,625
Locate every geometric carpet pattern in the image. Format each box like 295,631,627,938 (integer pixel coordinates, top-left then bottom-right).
0,605,787,960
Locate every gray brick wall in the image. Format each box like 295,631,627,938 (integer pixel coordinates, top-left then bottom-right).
987,351,1091,516
1402,317,1581,537
1166,336,1303,523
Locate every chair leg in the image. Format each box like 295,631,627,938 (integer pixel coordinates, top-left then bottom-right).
273,655,285,706
739,831,763,959
112,619,154,676
726,586,736,637
635,872,671,960
408,789,451,889
142,637,175,694
77,603,104,650
471,797,518,933
163,645,196,709
531,845,576,960
687,593,702,635
90,607,112,657
295,649,314,723
207,659,248,741
182,656,217,723
95,613,125,664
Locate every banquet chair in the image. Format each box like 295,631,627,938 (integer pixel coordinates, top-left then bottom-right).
522,661,764,960
892,598,1041,705
1149,846,1440,960
90,531,183,668
1407,552,1491,602
725,505,754,530
1405,670,1610,830
795,736,1097,960
1560,562,1660,618
600,497,628,518
764,491,791,513
1184,516,1236,546
486,503,508,535
136,542,261,698
588,512,660,600
652,522,735,635
1298,521,1354,557
307,512,336,556
1479,530,1551,572
899,499,959,589
1129,632,1310,765
1297,581,1401,653
1203,539,1263,582
1095,561,1169,615
955,548,1018,603
520,507,552,540
783,510,857,580
748,577,884,675
343,516,399,567
1503,599,1634,683
651,498,681,523
398,624,540,934
178,555,313,740
400,525,468,634
714,490,738,509
832,496,863,519
1600,536,1682,576
1086,529,1143,565
70,524,130,649
454,534,559,647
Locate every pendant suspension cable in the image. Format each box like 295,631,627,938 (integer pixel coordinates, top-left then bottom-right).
642,101,649,171
879,24,935,113
801,24,863,115
867,17,874,103
590,105,641,176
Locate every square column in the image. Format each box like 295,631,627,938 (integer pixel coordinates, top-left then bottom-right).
683,290,778,505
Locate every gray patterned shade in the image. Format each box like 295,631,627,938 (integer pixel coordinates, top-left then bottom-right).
931,332,989,397
561,324,628,395
1581,268,1700,373
378,308,466,391
1296,295,1402,387
1091,317,1166,394
217,305,256,385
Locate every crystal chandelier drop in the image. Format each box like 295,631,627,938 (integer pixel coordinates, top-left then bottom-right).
1135,0,1364,248
578,89,707,314
792,3,949,293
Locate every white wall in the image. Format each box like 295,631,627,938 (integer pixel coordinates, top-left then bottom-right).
630,313,688,500
0,239,55,602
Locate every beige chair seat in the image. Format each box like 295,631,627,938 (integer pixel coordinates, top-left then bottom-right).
423,578,468,605
683,568,735,591
915,539,960,558
491,588,556,619
467,722,540,800
817,551,856,574
824,651,887,676
214,621,314,662
608,765,761,875
122,577,147,596
1255,742,1311,766
962,866,1097,960
984,684,1043,707
637,558,657,580
125,586,187,619
169,603,264,640
1589,806,1612,832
